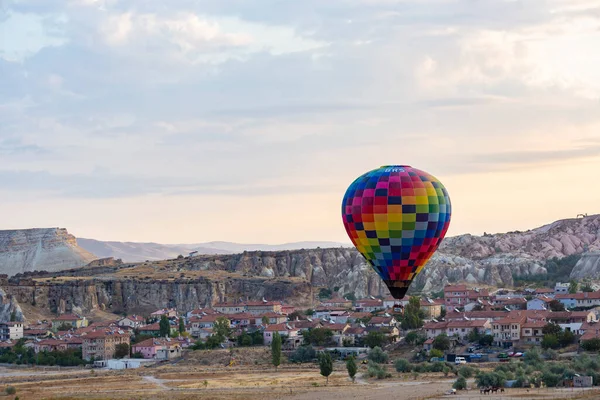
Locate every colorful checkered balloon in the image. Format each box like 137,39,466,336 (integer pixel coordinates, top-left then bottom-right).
342,165,451,299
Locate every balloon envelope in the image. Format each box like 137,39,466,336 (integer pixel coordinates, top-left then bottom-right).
341,165,451,299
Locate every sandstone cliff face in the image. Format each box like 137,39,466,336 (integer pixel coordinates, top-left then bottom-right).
0,228,97,276
570,252,600,280
0,287,23,322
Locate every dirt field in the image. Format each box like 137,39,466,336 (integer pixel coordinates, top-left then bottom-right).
2,349,600,400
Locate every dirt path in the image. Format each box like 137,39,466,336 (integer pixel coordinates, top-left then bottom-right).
141,375,171,390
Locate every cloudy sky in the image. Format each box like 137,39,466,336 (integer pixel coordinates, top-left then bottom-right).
1,0,600,244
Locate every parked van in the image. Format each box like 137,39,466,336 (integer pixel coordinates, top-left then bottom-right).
455,356,467,365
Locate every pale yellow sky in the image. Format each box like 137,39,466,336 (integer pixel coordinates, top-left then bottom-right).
1,0,600,244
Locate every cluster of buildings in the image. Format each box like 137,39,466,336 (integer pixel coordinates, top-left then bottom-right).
423,284,600,349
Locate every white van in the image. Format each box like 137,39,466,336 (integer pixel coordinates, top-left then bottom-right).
455,357,467,365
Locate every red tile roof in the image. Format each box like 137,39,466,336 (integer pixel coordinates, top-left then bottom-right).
53,314,82,321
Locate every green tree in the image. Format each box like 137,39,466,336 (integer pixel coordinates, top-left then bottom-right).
541,334,560,349
346,356,357,383
429,348,444,359
582,283,594,292
213,317,231,340
559,330,575,347
271,332,282,370
262,315,270,325
287,311,304,321
304,328,334,346
319,352,333,384
10,310,17,322
289,346,316,363
178,317,185,334
467,328,481,343
581,338,600,352
548,300,565,312
400,296,424,330
368,346,389,364
114,343,129,359
343,293,357,302
479,334,494,347
319,288,333,299
543,323,562,336
569,280,578,294
458,366,474,378
405,331,419,345
159,315,170,337
453,376,467,390
440,307,446,319
433,334,450,351
364,331,387,348
394,358,411,372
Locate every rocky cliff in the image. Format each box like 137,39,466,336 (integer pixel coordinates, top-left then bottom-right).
570,252,600,280
0,228,98,276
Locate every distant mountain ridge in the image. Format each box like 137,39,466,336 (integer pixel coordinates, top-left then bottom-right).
77,238,349,262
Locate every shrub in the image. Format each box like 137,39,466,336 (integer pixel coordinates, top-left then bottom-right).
581,338,600,352
429,348,444,359
289,346,316,363
542,371,561,387
5,386,17,395
524,347,542,365
368,364,392,379
542,334,560,349
443,366,450,377
429,362,445,372
542,349,558,360
368,347,389,364
453,377,467,390
458,366,474,379
394,358,412,373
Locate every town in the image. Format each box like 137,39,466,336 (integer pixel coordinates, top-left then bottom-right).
3,281,600,372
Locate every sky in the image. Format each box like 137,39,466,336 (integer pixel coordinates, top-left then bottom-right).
1,0,600,244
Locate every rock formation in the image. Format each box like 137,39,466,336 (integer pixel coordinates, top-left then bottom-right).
0,228,97,276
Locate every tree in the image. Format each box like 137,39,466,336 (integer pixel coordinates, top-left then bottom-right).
429,349,444,359
401,297,424,330
364,331,387,348
433,334,450,351
582,283,594,292
479,334,494,347
542,323,562,336
569,280,578,294
289,346,316,363
541,334,559,349
304,328,334,346
159,315,170,337
213,317,231,340
467,328,481,343
287,311,304,321
394,358,411,372
368,346,389,364
343,293,357,302
559,330,575,347
346,356,357,383
114,343,129,359
262,315,270,325
319,352,333,384
10,311,17,322
440,307,446,319
178,317,185,334
453,376,467,390
271,332,282,370
548,300,566,312
581,338,600,352
319,288,333,299
405,331,420,345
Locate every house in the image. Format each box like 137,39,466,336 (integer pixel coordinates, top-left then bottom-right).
34,339,69,353
320,297,353,309
527,297,553,310
367,316,397,328
559,322,584,335
444,285,469,306
189,314,228,329
322,322,350,335
521,320,546,344
555,282,570,295
445,310,510,322
253,313,287,326
534,288,555,297
0,322,24,341
23,328,52,339
494,297,527,311
263,323,299,345
225,313,253,328
131,338,182,360
245,301,282,315
291,319,322,332
555,292,600,309
150,308,178,319
423,338,434,351
446,320,491,340
492,311,548,348
118,315,146,329
138,323,162,336
82,330,131,360
383,296,406,309
64,337,84,349
354,299,385,312
281,305,296,315
420,299,443,319
423,321,448,339
547,311,595,324
344,326,367,341
51,314,88,331
314,307,347,319
347,312,374,323
213,302,247,314
464,300,494,312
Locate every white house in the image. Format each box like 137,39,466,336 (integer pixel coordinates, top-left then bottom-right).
555,283,570,295
0,322,24,341
117,315,145,329
527,297,552,311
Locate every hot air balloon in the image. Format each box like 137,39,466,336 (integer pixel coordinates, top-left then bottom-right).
342,165,451,299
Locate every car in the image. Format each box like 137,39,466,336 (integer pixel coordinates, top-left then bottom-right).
455,356,467,365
